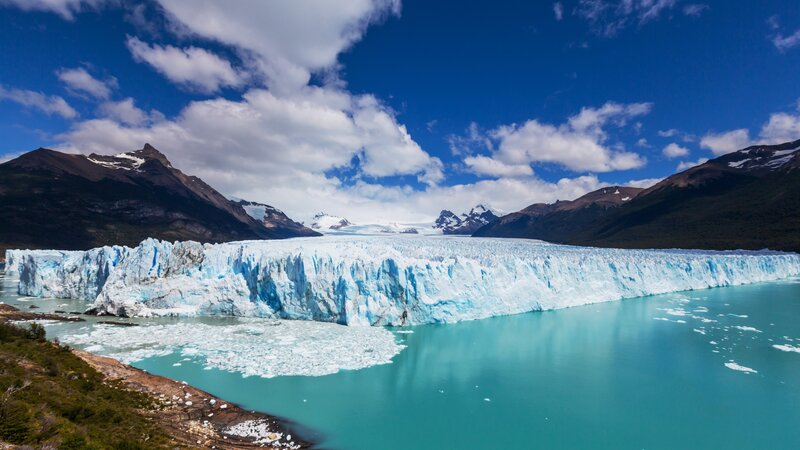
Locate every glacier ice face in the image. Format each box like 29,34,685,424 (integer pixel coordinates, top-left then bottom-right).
9,246,129,300
6,236,800,326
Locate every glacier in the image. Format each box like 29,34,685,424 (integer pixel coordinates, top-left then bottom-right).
5,236,800,326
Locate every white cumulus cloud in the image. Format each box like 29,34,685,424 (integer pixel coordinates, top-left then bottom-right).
760,111,800,143
700,129,752,155
480,102,650,173
464,155,534,178
154,0,401,92
662,142,689,158
126,37,245,93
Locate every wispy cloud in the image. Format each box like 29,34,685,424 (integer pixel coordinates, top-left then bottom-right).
575,0,682,36
682,4,708,17
0,85,77,118
554,2,564,21
676,157,708,171
57,67,116,100
0,0,104,20
772,29,800,52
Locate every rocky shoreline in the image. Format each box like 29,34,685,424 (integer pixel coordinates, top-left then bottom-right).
74,350,314,449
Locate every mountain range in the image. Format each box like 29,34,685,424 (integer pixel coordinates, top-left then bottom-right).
0,144,318,256
476,139,800,252
434,205,499,234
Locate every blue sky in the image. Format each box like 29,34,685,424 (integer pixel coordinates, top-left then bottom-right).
0,0,799,222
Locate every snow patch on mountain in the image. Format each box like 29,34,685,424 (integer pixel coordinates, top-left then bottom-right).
724,143,800,171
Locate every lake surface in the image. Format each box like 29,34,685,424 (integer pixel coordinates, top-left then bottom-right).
2,269,799,449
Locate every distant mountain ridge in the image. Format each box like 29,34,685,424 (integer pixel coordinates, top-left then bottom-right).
476,139,800,252
233,200,318,237
474,186,642,242
0,144,317,256
434,205,499,234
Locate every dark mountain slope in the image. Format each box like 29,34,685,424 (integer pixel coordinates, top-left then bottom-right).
0,144,315,255
475,139,800,252
569,140,800,251
473,186,642,241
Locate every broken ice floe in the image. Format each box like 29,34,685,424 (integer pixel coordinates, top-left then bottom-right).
724,361,757,374
57,318,404,378
773,344,800,354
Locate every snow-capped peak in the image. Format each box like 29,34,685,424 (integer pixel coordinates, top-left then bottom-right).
311,212,352,230
434,205,499,235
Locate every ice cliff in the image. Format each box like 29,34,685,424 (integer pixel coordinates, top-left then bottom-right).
6,236,800,326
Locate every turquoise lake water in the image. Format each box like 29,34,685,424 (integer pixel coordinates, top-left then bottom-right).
2,270,799,449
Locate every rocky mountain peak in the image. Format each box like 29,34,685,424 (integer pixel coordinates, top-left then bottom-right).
434,205,499,234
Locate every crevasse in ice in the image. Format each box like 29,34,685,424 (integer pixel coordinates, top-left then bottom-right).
6,236,800,326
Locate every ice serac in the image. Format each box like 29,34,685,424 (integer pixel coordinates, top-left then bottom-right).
7,236,800,326
10,246,129,299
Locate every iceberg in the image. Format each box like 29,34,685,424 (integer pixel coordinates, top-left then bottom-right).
6,236,800,326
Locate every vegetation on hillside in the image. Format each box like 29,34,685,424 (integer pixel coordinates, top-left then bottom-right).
0,321,174,449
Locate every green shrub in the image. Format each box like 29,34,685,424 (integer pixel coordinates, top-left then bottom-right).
0,398,33,444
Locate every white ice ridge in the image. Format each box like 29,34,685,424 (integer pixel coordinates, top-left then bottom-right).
7,236,800,326
58,318,403,378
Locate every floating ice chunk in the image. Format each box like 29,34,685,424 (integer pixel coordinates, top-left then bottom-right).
693,328,706,335
658,307,689,317
57,318,404,378
732,326,762,333
724,361,757,373
773,344,800,354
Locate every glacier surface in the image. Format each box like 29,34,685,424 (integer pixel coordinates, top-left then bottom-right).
6,236,800,326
